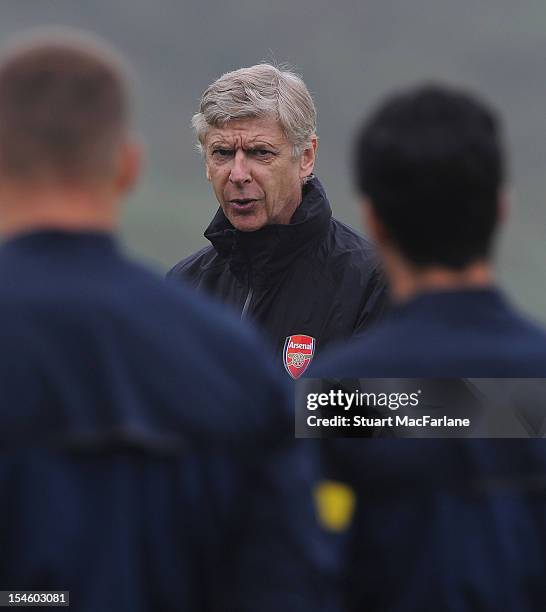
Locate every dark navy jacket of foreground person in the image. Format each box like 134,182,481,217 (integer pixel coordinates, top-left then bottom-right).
314,289,546,612
0,231,332,612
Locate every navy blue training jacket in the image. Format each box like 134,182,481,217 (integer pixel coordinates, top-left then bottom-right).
313,289,546,612
0,230,333,612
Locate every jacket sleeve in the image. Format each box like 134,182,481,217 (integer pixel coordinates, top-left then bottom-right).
353,266,390,338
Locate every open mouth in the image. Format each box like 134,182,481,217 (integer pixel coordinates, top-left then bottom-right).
229,198,259,210
230,198,258,206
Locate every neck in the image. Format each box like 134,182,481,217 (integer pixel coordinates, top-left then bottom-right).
389,259,494,303
0,184,119,238
275,190,303,225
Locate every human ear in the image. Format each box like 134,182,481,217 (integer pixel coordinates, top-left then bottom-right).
299,135,317,179
116,138,143,195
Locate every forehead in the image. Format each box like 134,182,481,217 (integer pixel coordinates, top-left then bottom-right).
205,117,288,146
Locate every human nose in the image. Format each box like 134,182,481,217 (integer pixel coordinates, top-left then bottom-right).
229,150,252,184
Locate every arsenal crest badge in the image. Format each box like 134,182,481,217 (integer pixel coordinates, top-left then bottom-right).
283,334,316,379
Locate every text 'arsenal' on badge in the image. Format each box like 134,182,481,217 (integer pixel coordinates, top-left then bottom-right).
283,334,316,379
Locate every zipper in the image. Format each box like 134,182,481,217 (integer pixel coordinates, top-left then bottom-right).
241,286,254,320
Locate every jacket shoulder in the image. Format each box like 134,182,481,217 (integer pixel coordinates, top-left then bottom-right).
167,244,224,283
328,217,378,261
315,217,381,285
315,306,546,378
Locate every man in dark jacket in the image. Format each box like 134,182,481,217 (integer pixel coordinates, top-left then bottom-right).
314,85,546,611
0,30,332,612
168,64,385,379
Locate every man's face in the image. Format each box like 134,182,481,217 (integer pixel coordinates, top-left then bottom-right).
203,117,316,232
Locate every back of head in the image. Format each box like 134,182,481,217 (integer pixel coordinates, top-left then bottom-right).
0,28,130,187
354,84,505,269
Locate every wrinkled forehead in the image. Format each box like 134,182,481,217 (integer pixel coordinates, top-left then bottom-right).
204,116,289,148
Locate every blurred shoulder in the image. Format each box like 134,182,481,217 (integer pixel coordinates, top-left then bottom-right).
311,321,396,377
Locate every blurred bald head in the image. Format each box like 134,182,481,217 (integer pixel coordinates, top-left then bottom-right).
0,29,131,186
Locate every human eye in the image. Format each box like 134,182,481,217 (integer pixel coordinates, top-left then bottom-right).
211,148,233,160
250,148,275,159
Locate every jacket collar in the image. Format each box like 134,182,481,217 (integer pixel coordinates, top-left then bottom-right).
204,176,332,286
392,287,508,322
0,229,118,256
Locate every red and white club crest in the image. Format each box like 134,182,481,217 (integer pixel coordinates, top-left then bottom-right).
283,334,316,379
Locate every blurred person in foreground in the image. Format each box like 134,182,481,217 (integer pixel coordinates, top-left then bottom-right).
168,64,386,380
0,30,331,612
313,85,546,611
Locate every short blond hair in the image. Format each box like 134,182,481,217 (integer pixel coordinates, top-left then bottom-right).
0,28,131,184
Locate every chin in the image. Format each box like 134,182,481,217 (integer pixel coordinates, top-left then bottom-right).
233,222,265,232
230,215,266,232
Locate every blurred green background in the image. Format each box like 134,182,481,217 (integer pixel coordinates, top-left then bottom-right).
1,0,545,320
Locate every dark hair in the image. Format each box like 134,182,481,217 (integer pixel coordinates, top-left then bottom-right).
354,84,505,269
0,30,130,184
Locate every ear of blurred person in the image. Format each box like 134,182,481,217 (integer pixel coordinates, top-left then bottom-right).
0,137,142,236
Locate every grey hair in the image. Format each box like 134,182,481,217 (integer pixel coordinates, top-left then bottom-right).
192,64,317,157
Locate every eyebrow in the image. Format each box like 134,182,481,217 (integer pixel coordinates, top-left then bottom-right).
247,142,279,150
208,141,280,152
207,141,233,150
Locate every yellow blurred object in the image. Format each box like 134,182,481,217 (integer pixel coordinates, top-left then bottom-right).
314,480,356,533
